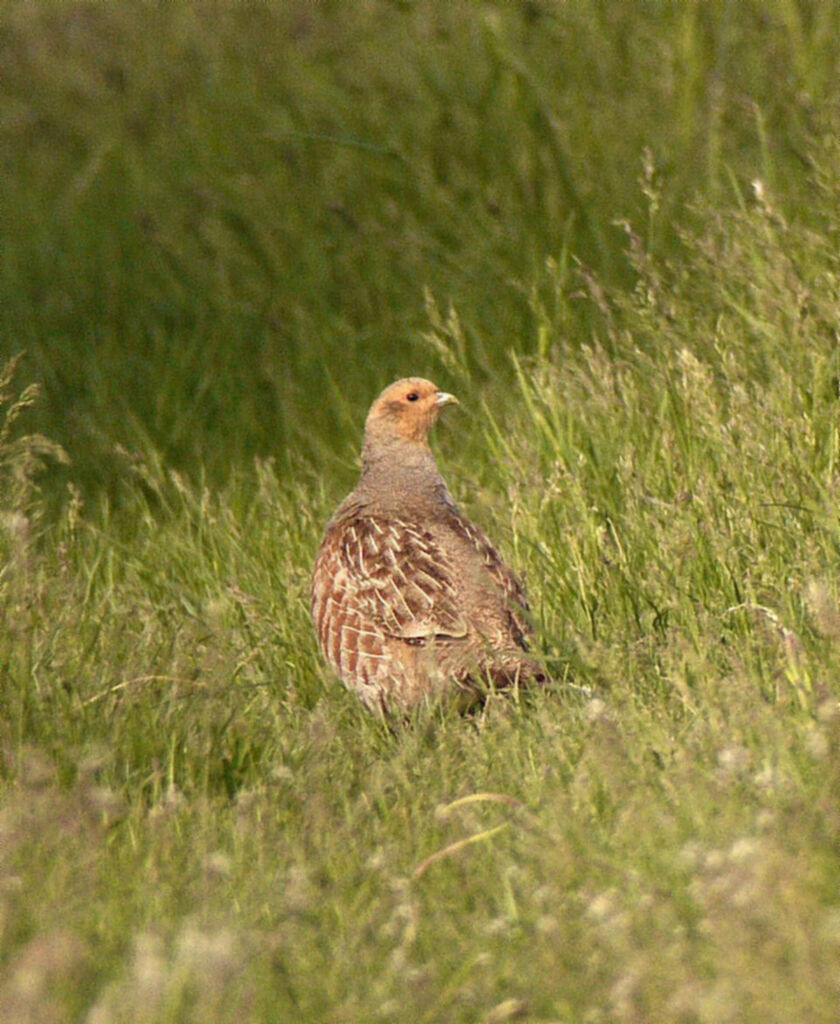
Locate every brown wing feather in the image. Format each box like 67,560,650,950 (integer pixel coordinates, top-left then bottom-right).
337,515,467,640
442,509,533,650
310,513,467,706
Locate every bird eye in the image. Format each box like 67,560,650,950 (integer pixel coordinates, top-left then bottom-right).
406,392,419,402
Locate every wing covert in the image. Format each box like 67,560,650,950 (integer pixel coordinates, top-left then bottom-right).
337,515,467,641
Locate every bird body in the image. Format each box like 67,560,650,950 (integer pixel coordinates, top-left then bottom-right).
311,378,542,712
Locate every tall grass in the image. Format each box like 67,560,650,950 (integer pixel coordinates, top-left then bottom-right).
3,0,838,488
3,2,840,1022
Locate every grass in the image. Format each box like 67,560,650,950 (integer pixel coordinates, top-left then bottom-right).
3,1,840,1021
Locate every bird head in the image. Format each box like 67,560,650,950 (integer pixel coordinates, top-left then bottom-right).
364,378,459,448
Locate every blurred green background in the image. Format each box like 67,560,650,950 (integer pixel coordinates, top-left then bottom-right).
3,0,836,494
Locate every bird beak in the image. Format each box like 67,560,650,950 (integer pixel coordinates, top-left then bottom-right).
435,391,459,408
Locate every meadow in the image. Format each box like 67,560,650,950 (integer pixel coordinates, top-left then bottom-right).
3,2,840,1021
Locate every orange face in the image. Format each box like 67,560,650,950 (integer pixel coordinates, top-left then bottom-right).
365,378,458,443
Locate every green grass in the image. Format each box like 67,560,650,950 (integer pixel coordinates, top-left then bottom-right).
3,1,840,1021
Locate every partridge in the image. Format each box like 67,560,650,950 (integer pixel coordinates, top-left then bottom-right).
310,377,544,712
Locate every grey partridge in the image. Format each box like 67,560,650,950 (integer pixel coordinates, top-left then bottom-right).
310,377,544,712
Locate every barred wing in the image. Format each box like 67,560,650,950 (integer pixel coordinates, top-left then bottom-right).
310,513,468,694
442,509,533,650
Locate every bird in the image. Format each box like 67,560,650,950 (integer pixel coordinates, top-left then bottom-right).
310,377,545,713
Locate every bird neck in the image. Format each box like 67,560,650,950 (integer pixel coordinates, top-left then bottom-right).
358,436,454,512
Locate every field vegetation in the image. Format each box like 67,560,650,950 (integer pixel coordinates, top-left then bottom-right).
3,2,840,1021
